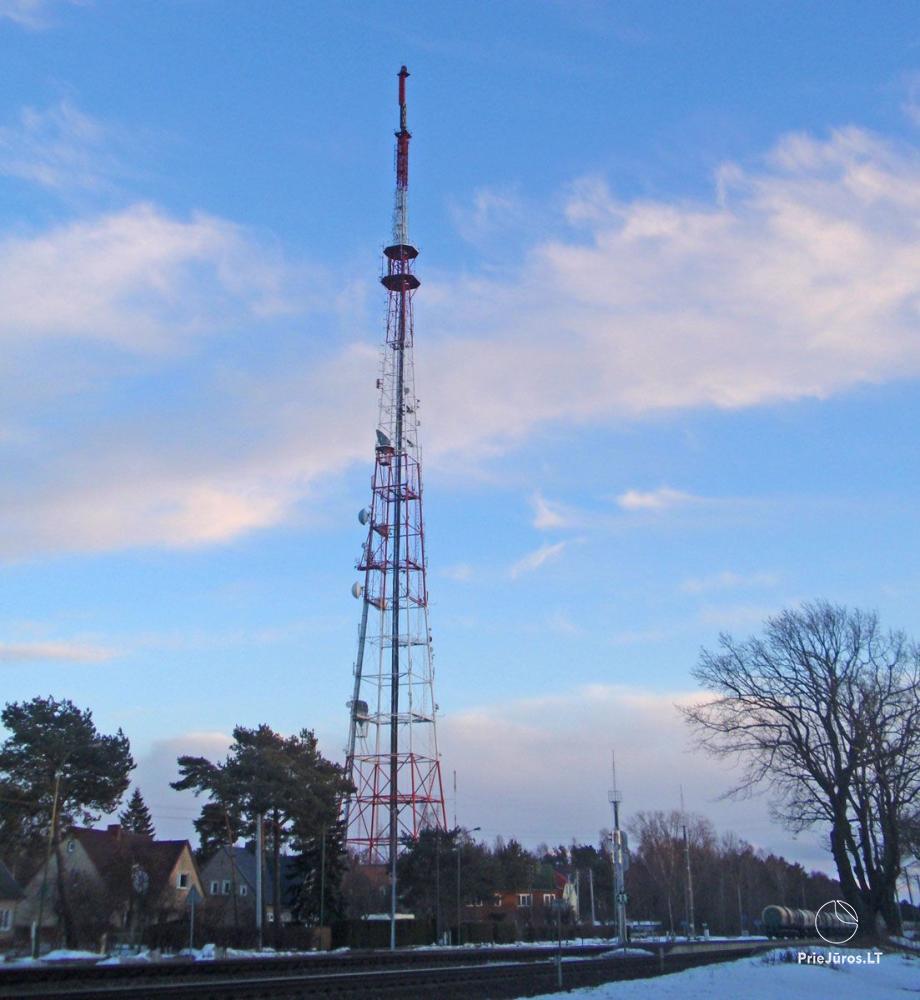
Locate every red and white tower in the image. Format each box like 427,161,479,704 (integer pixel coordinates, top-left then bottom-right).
343,67,447,868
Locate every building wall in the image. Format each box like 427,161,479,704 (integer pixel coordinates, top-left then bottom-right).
157,846,205,921
199,850,256,927
0,897,19,941
15,838,106,929
463,887,563,924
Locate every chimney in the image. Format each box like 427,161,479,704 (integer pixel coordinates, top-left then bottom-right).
107,824,122,841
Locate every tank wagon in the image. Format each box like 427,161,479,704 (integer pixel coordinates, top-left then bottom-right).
762,904,857,939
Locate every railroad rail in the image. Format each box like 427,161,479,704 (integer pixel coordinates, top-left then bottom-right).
0,939,807,999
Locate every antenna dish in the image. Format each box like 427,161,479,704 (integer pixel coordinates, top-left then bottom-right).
351,582,364,599
358,508,371,525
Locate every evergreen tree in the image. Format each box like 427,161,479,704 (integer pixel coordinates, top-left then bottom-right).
0,695,134,946
119,787,155,838
173,724,352,944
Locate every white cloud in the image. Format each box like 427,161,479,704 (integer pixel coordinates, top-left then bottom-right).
547,610,582,635
0,203,302,352
438,684,831,869
418,127,920,456
0,640,118,663
531,492,569,530
616,488,700,511
0,0,85,29
442,563,474,582
123,730,233,842
3,124,920,558
0,200,352,557
680,570,778,595
509,541,567,579
698,603,783,629
0,100,116,191
450,185,526,243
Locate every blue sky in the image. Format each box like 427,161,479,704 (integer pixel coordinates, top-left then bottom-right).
1,0,919,870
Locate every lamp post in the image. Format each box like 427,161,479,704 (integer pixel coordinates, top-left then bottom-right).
456,826,480,946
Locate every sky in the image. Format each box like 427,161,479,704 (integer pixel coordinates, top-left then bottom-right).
0,0,919,876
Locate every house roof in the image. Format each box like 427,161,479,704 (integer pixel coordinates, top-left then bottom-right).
0,859,24,901
68,826,195,900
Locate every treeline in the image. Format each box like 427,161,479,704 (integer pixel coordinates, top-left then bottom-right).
389,815,842,936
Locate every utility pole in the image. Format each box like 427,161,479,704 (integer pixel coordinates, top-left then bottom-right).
588,867,596,925
607,752,627,951
456,826,481,946
681,788,695,938
319,827,326,928
33,768,62,958
255,813,263,949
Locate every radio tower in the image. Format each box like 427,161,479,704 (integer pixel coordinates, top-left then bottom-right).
343,67,447,882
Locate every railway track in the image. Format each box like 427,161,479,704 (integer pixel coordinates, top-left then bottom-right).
0,939,805,999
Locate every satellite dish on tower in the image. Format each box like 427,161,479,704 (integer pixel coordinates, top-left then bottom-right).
351,582,364,599
358,508,371,525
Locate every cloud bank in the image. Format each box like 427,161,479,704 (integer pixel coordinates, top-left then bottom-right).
2,124,919,557
0,640,118,663
439,683,832,869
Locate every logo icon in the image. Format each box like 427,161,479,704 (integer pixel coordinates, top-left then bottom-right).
815,899,859,945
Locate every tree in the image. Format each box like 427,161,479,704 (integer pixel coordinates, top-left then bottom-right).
172,724,352,943
682,601,920,936
119,788,155,838
0,696,134,945
628,810,701,934
291,821,349,925
495,838,537,891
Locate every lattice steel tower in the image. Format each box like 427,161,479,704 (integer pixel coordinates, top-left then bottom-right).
343,67,447,867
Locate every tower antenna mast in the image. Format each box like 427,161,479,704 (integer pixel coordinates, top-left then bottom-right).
342,66,447,950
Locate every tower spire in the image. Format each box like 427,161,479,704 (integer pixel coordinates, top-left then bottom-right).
394,65,410,246
342,69,446,916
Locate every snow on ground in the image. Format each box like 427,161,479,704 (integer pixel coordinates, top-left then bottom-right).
36,950,101,961
530,947,918,1000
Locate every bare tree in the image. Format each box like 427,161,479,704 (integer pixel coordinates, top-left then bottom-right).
682,601,920,936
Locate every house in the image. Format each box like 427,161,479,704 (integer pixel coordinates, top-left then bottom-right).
15,824,204,945
0,860,24,945
463,867,576,926
199,845,301,927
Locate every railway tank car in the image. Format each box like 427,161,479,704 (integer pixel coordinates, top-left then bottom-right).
762,904,857,939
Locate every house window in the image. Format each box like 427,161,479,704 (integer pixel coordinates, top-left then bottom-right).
239,885,248,896
543,893,554,907
0,909,10,931
222,880,231,895
517,893,532,908
492,893,502,907
66,840,76,854
472,897,484,907
209,881,219,894
267,910,274,923
177,873,189,889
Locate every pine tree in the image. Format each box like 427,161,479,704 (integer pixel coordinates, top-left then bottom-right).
119,787,155,838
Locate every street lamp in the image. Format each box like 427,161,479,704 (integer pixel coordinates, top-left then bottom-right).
456,826,481,946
